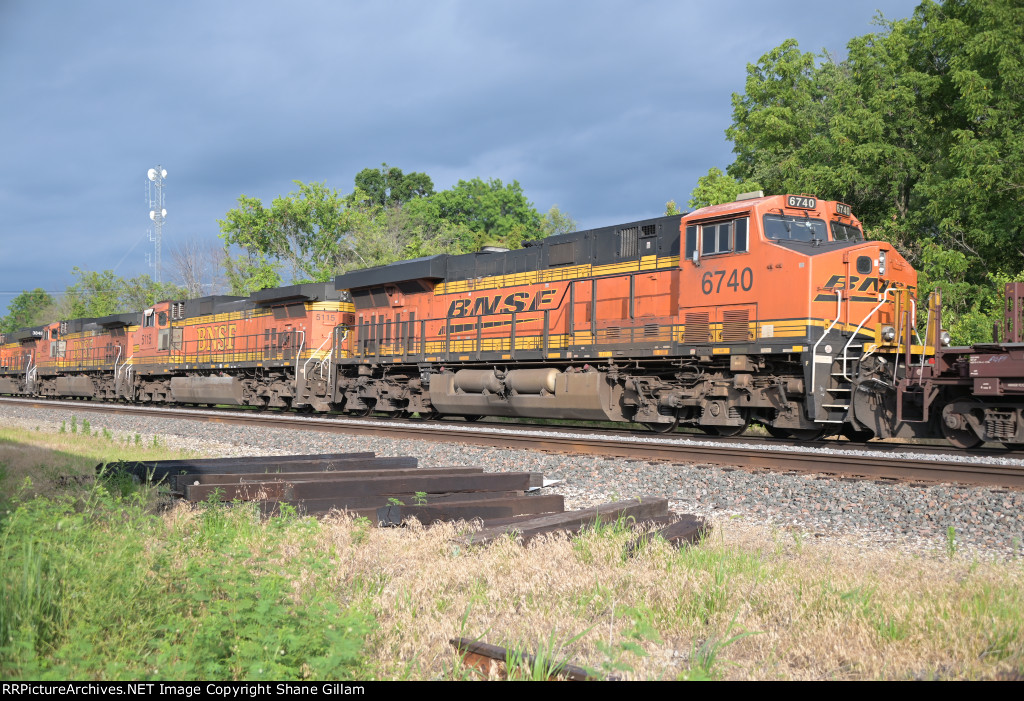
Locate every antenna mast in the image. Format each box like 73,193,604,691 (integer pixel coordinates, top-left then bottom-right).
146,165,167,282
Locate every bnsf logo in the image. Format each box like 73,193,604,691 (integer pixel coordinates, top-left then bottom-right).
197,324,237,351
823,274,893,293
447,289,558,318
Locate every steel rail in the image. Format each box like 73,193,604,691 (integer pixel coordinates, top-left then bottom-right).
3,397,1024,488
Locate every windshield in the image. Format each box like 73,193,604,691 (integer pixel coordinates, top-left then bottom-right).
831,220,864,241
763,214,828,243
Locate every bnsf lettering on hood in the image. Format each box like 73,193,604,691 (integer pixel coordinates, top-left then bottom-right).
447,289,558,318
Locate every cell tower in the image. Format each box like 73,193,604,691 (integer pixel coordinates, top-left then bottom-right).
145,165,167,282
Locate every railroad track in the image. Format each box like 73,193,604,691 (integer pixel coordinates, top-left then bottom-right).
4,396,1024,489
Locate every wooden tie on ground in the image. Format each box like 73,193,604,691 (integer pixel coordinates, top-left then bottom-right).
102,452,706,547
450,637,598,681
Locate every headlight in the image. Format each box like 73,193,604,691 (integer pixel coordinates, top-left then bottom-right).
881,325,896,342
878,250,887,275
940,330,952,346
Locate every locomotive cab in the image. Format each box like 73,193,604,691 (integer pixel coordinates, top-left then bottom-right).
678,193,928,439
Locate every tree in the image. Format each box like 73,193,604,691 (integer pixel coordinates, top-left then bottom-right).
218,170,556,291
540,205,577,238
432,177,543,251
168,238,227,298
0,288,54,333
218,181,371,292
353,163,434,207
61,268,183,319
726,38,836,197
688,168,762,209
722,0,1024,342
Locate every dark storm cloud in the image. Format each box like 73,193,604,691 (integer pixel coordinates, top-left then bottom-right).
0,0,920,313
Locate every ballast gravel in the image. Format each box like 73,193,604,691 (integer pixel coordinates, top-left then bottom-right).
3,403,1023,561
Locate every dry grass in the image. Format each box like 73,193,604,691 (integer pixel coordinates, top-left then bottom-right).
3,420,1021,680
0,422,194,501
286,513,1024,680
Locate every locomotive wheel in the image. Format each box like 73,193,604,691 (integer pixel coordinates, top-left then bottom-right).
765,425,791,439
645,416,679,434
350,405,374,417
388,410,408,419
416,411,441,421
462,415,483,422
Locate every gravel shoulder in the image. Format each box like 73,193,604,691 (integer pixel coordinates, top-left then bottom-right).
3,404,1023,561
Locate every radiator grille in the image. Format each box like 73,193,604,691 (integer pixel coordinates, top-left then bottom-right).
722,310,750,342
684,313,710,343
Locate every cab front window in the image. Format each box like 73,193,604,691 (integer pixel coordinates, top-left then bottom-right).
830,221,864,241
763,214,827,243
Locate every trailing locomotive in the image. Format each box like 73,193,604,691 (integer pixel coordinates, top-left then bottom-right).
3,190,1023,449
0,283,353,411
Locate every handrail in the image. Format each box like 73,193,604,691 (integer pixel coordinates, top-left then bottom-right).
811,290,843,392
301,332,333,379
841,287,897,383
293,331,305,391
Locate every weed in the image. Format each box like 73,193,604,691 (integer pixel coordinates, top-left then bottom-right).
81,418,90,434
350,516,371,546
504,629,589,681
946,526,957,559
594,605,661,678
59,421,66,434
387,497,405,507
680,617,759,680
70,416,77,434
134,433,141,446
413,491,428,506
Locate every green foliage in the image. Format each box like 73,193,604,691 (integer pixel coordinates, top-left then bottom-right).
540,205,577,238
724,0,1024,325
680,618,757,681
353,163,434,207
0,289,54,334
432,177,544,252
218,168,560,292
63,268,183,320
0,487,373,679
688,167,762,209
218,181,367,293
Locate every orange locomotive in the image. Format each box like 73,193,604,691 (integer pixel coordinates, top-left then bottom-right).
0,283,354,410
0,326,44,395
331,192,939,440
126,283,352,409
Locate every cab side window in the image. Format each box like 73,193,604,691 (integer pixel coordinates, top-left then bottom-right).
685,217,749,259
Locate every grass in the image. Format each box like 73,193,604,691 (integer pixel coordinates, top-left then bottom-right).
1,421,1023,680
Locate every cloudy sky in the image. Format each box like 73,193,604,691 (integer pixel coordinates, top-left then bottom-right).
0,0,920,315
